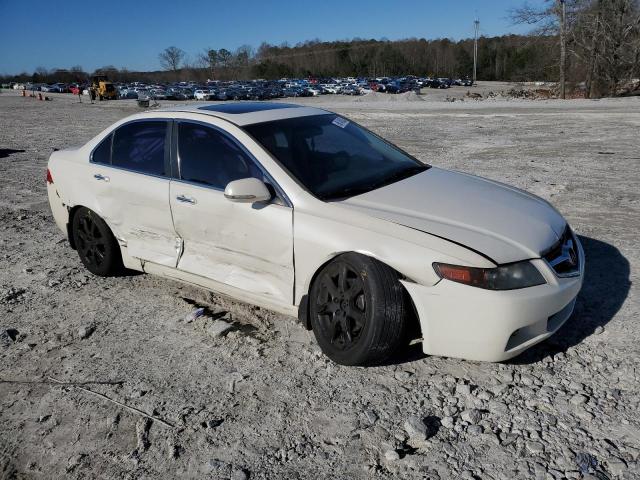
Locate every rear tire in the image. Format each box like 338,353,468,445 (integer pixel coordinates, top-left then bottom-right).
71,207,123,276
309,253,407,366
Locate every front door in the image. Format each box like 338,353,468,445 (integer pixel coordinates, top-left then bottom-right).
169,121,294,306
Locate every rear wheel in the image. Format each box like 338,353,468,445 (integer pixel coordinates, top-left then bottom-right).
310,253,407,366
71,207,123,276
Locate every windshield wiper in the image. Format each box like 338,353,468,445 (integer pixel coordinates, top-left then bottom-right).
320,184,379,201
367,165,427,191
321,165,427,201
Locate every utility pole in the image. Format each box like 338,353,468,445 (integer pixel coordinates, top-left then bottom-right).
559,0,566,99
473,18,480,85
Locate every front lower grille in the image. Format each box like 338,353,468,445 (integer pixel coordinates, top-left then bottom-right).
543,226,580,277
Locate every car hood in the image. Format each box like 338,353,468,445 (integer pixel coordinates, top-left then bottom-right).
337,167,566,264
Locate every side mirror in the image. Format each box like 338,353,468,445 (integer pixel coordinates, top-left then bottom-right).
224,178,272,203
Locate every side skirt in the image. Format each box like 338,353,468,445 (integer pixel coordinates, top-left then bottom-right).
142,261,298,318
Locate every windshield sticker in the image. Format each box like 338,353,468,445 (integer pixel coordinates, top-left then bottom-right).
332,117,349,129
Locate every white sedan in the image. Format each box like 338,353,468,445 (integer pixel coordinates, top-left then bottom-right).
46,102,584,365
194,89,211,100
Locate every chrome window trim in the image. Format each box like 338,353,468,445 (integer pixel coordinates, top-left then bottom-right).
174,119,292,208
87,162,172,182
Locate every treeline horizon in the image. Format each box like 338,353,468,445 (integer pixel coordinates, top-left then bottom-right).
1,34,561,85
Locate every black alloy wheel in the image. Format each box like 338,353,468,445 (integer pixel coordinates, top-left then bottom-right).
310,253,407,366
72,207,122,276
315,261,367,350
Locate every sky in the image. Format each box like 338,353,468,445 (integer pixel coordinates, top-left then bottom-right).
0,0,544,75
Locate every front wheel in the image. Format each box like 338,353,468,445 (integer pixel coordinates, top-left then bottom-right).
310,253,407,366
71,207,123,276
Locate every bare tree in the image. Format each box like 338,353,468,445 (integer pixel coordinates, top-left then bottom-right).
197,49,219,79
568,0,640,96
217,49,232,68
511,1,582,97
513,0,640,97
159,46,185,76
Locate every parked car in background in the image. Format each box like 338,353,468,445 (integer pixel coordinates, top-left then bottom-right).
194,89,211,100
120,89,139,99
148,89,167,100
320,84,339,94
341,85,360,95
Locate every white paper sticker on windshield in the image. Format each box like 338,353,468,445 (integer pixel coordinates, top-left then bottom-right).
332,117,349,129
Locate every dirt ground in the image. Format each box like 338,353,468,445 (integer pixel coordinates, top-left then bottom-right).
1,84,639,479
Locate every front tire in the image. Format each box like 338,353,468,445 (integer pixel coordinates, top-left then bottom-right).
71,207,123,276
310,253,407,366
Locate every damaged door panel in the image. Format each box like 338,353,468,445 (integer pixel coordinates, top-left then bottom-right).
169,120,294,305
91,119,178,266
169,181,294,305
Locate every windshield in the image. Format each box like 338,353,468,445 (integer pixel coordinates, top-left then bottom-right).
244,114,429,200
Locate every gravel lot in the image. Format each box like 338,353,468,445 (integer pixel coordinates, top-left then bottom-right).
1,85,639,479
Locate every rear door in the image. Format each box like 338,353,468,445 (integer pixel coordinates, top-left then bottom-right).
169,120,294,305
89,119,178,266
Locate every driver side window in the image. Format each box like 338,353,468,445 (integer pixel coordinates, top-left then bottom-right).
178,122,262,189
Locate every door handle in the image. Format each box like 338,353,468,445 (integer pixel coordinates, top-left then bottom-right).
176,194,196,204
94,173,110,182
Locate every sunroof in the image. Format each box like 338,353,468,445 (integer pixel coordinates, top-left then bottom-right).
198,102,301,114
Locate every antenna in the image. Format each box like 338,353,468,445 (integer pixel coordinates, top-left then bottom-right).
473,16,480,85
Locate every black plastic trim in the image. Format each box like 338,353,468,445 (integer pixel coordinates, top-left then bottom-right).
297,294,311,330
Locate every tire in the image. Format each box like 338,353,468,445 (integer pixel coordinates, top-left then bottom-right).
309,253,407,366
71,207,123,276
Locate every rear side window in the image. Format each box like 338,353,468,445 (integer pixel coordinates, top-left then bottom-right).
112,121,168,176
178,122,262,189
92,133,112,164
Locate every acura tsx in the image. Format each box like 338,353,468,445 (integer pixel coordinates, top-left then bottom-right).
46,102,584,365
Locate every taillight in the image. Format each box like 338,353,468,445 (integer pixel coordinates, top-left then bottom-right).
46,168,54,184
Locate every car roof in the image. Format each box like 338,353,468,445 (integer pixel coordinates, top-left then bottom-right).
158,102,332,126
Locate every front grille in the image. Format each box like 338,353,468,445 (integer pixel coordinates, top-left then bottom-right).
543,226,580,277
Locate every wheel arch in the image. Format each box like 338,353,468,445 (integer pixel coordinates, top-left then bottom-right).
66,205,84,250
66,204,118,251
297,250,420,339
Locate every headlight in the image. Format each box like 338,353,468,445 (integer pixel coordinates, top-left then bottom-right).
432,261,545,290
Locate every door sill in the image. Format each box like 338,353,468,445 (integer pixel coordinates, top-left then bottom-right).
142,262,297,317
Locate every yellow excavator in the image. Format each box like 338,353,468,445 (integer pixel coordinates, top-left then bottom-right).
90,75,117,100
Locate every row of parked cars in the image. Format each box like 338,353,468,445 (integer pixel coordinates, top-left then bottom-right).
4,75,473,100
8,82,72,92
134,76,473,101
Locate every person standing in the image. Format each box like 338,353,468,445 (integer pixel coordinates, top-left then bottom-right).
77,84,82,103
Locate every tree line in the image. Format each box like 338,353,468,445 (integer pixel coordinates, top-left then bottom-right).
0,35,563,85
3,0,638,97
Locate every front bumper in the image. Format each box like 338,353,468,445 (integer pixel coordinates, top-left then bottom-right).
401,239,585,362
